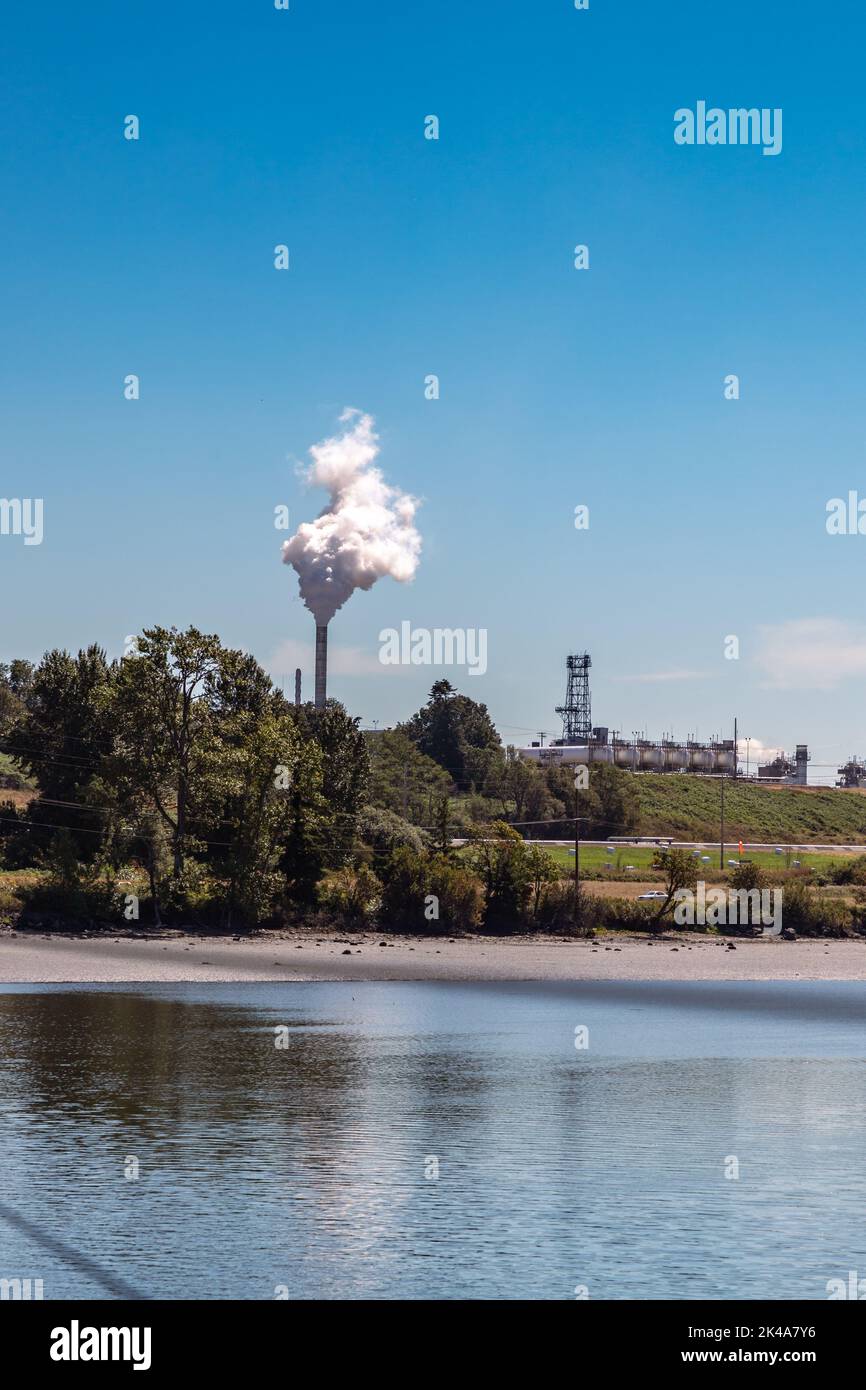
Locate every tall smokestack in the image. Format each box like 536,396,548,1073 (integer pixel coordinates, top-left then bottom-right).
294,667,301,707
315,625,328,709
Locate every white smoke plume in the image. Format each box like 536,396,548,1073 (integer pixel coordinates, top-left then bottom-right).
282,410,422,625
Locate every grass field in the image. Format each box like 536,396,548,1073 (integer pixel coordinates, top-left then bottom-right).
632,775,866,843
540,842,860,879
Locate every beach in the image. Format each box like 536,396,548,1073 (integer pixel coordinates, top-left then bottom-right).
2,928,865,983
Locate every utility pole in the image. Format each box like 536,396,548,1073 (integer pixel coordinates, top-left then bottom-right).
719,773,726,870
574,782,581,931
734,716,738,781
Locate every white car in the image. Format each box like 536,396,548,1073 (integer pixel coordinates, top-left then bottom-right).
638,891,667,900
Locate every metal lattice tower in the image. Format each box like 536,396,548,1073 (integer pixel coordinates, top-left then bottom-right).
556,652,592,743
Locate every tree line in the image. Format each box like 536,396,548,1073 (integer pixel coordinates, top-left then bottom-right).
0,642,641,932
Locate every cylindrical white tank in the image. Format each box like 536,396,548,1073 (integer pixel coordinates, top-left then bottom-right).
688,746,714,771
714,749,736,774
517,744,613,765
639,744,664,770
586,744,614,765
663,744,689,771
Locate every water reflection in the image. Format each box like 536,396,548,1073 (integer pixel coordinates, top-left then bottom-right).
1,982,865,1300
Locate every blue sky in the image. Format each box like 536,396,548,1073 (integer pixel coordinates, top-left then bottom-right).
2,0,866,782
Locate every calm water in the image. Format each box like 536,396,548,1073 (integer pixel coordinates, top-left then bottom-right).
1,980,866,1300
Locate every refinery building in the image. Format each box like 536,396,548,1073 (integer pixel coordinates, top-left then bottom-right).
518,651,808,784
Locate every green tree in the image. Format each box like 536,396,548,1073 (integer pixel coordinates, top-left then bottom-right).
525,843,561,923
219,707,304,927
0,660,35,739
278,738,329,905
365,728,452,823
493,748,537,822
5,646,113,854
464,820,533,929
290,700,370,860
103,627,227,881
649,847,699,931
432,794,452,856
357,805,429,859
400,680,502,786
313,704,370,865
586,763,641,838
376,846,430,931
377,846,482,934
540,762,640,840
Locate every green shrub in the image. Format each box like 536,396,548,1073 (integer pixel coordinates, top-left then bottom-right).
378,847,483,933
426,855,483,933
0,799,40,869
318,864,382,925
729,860,767,893
828,854,866,886
778,881,851,937
356,806,429,858
464,822,533,931
19,831,123,924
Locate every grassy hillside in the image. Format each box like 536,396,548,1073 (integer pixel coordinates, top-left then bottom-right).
633,774,866,843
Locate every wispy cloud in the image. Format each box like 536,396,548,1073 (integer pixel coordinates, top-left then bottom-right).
613,669,706,684
755,618,866,690
267,638,407,679
737,737,783,765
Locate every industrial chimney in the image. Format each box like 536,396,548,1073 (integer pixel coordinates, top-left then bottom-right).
294,668,301,707
282,413,422,713
315,624,328,709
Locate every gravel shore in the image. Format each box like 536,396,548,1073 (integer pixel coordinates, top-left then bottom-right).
2,929,866,983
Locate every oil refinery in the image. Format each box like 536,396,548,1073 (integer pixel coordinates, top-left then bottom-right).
837,757,866,789
518,650,809,784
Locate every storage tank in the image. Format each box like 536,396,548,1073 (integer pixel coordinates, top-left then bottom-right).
586,743,614,765
613,741,635,768
687,743,714,772
663,742,689,771
518,744,613,765
638,742,664,771
713,746,736,774
518,745,564,765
